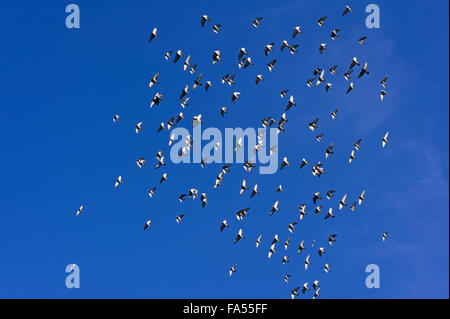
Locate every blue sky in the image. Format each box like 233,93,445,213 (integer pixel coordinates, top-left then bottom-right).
0,0,448,299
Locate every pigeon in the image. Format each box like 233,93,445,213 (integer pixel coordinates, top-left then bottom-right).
255,74,264,85
148,72,159,88
313,288,321,299
324,207,335,220
231,92,241,103
176,214,185,224
164,51,173,60
136,158,146,168
302,282,310,294
285,95,296,111
192,74,203,89
135,122,143,134
380,76,388,88
160,173,168,183
382,131,389,147
156,122,165,133
300,158,309,168
148,27,158,42
269,200,280,215
264,43,274,56
346,82,354,94
329,65,338,75
289,45,299,55
313,192,322,204
293,26,302,38
189,64,197,74
305,254,311,270
180,85,189,100
288,222,297,233
76,205,83,216
271,234,280,246
280,157,290,169
314,206,323,215
173,50,183,63
229,264,237,276
220,107,228,117
331,109,339,119
243,57,254,68
212,50,222,64
148,187,156,198
144,220,151,230
350,56,361,70
331,29,340,40
250,184,260,198
354,139,362,151
239,180,249,196
297,240,306,254
313,280,320,290
253,17,263,28
151,93,163,108
382,231,389,242
114,175,123,188
339,194,348,210
343,5,352,15
267,59,277,72
183,55,191,71
309,118,319,131
328,234,337,246
291,287,300,299
318,247,326,257
220,220,229,232
234,229,244,243
238,48,248,60
201,15,210,27
316,70,326,86
212,24,222,33
358,62,370,78
268,243,276,259
344,69,353,81
349,150,356,164
326,190,335,199
358,190,366,205
318,16,327,26
256,235,262,248
284,238,291,250
299,204,307,221
205,81,213,91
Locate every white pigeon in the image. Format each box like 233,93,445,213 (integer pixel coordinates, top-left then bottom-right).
114,175,123,188
382,131,389,148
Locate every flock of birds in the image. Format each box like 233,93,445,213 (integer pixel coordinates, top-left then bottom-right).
76,4,392,299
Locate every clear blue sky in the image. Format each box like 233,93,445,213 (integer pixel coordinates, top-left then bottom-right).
0,0,448,298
